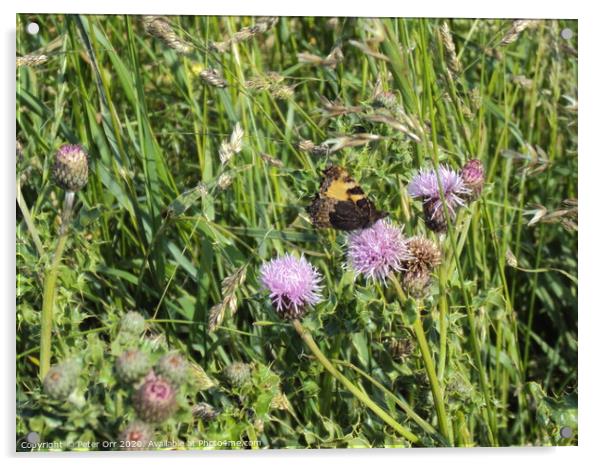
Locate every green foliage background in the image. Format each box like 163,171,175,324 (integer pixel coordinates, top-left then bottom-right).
16,15,577,449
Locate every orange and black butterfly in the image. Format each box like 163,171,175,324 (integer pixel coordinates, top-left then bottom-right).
307,165,387,231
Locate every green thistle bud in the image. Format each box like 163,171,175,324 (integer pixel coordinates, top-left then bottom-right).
115,349,151,384
372,91,397,109
133,376,177,423
223,362,251,387
119,311,146,338
43,358,81,400
155,351,188,387
52,144,88,192
118,420,154,451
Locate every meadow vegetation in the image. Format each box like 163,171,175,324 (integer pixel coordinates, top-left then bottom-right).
16,15,577,449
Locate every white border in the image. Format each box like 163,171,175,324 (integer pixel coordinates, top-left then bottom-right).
4,1,598,465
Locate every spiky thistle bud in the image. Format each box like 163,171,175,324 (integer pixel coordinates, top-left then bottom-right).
115,349,152,384
118,420,154,451
401,237,442,295
192,402,219,421
223,362,251,387
43,358,81,400
372,91,398,109
52,144,88,192
155,351,188,387
460,159,485,201
133,376,178,423
119,311,146,338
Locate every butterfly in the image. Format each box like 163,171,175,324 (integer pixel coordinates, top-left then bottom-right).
307,165,387,231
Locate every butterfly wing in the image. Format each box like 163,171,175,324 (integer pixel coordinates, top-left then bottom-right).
308,165,387,231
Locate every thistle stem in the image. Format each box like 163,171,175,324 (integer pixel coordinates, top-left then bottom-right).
412,311,452,443
39,192,75,379
390,275,452,445
292,319,419,445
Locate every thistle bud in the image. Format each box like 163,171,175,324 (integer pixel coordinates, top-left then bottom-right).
119,311,146,339
223,362,251,387
115,349,151,384
52,144,88,192
133,376,178,423
43,358,81,400
155,351,188,387
372,91,397,109
460,159,485,201
118,420,154,450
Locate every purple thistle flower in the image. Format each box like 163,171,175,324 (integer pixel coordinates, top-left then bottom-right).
133,376,177,423
407,165,469,220
346,219,412,282
259,254,323,320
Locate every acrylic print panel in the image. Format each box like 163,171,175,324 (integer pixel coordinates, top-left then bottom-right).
16,14,577,451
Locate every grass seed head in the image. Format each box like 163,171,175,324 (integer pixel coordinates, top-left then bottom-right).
210,17,278,52
199,68,227,88
17,53,49,68
501,20,539,46
142,16,192,55
192,402,219,421
217,172,233,190
440,21,460,75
